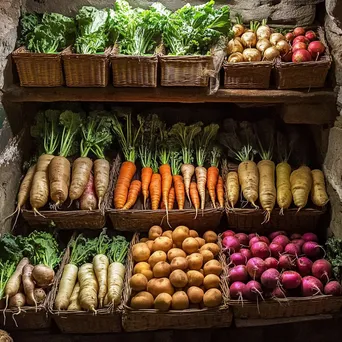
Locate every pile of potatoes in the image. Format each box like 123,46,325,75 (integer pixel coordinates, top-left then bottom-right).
129,225,223,311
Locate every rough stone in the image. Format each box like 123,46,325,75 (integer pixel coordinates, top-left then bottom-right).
326,0,342,29
327,184,342,239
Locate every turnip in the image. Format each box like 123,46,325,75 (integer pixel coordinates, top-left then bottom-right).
279,255,295,270
301,276,323,296
311,259,332,283
222,230,235,238
264,257,278,269
229,281,246,301
293,36,309,46
292,49,312,63
244,280,264,301
222,236,240,254
290,233,301,240
272,235,290,248
269,243,284,258
251,242,270,259
293,27,305,37
230,253,246,266
261,268,280,289
258,236,270,245
280,271,302,289
32,264,55,288
305,30,317,41
240,248,252,261
292,42,307,52
296,257,313,276
249,236,261,247
246,257,266,279
302,241,321,258
302,233,318,242
248,233,257,240
308,41,325,59
285,32,294,42
282,51,293,62
284,243,300,256
324,281,342,296
235,233,249,246
228,265,248,283
272,286,288,298
292,239,305,248
269,231,286,240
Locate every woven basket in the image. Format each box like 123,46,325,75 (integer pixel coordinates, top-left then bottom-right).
122,233,232,332
159,55,213,87
62,46,111,87
49,237,122,334
12,46,63,87
106,156,223,232
110,54,158,87
274,27,331,89
223,61,273,89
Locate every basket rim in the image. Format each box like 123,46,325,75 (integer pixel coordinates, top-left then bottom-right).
223,60,274,68
224,207,327,215
12,46,62,58
159,55,213,62
61,46,112,59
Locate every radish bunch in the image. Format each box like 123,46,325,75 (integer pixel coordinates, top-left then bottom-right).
283,27,326,63
222,230,342,302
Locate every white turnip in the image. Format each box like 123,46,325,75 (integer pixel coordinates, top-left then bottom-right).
261,268,280,289
280,271,302,289
296,257,313,277
250,242,270,259
311,259,332,283
246,258,266,279
228,265,248,283
324,281,342,296
301,276,323,296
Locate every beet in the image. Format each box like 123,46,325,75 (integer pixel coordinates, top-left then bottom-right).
302,241,321,259
311,259,332,283
228,265,248,283
246,257,266,279
240,248,252,261
229,281,247,299
269,242,284,258
235,233,249,246
268,231,287,240
230,253,246,266
250,241,270,260
248,233,257,240
222,230,235,238
244,280,263,301
261,268,280,289
272,235,290,248
222,236,241,254
302,233,318,242
249,236,261,247
292,239,305,248
280,271,302,289
278,255,295,270
272,286,288,298
284,243,301,256
264,257,278,269
324,281,342,296
258,236,270,245
296,257,313,277
301,276,323,296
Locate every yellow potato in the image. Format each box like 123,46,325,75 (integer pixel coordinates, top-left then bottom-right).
153,261,171,278
130,291,154,309
172,291,189,310
200,243,220,257
133,262,153,280
187,270,204,287
203,260,222,276
203,231,218,243
154,293,172,311
187,286,204,304
129,273,148,291
152,237,173,253
203,288,222,308
132,243,151,262
186,253,203,270
147,278,174,298
169,270,188,288
189,230,199,238
172,226,190,247
170,257,188,271
162,230,173,240
148,225,163,240
167,248,186,262
146,240,154,251
195,237,206,248
200,250,214,264
182,237,199,254
148,251,167,268
203,274,220,289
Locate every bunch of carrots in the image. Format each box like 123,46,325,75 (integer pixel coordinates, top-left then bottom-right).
112,114,225,218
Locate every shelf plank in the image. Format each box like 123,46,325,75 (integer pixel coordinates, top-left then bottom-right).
3,85,336,104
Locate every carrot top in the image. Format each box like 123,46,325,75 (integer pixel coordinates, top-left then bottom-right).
158,123,170,166
170,151,182,176
210,146,221,168
195,123,219,167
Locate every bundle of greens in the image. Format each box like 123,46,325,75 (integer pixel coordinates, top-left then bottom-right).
162,1,231,55
326,237,342,282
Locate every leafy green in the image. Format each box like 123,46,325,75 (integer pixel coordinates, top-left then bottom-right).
162,1,230,55
195,123,219,166
108,236,129,264
326,237,342,282
170,151,182,176
0,261,16,299
94,230,110,256
19,13,42,46
210,146,221,168
158,122,171,166
69,234,97,266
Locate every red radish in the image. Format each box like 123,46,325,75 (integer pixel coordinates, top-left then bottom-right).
324,281,342,296
229,282,247,300
230,253,246,266
292,239,305,248
302,241,321,258
280,271,302,289
285,243,301,256
258,236,270,245
308,41,325,59
235,233,249,246
248,233,257,240
290,233,301,240
305,30,317,41
269,231,286,240
301,276,323,296
296,257,313,276
228,265,248,283
269,243,284,258
249,236,261,247
246,257,266,279
293,36,309,46
292,49,312,62
311,259,332,283
222,230,235,238
293,27,305,37
279,255,295,270
272,235,290,248
285,32,294,42
240,248,252,261
282,52,293,62
222,236,241,253
292,42,307,52
302,233,318,242
244,280,264,301
272,286,287,298
261,268,280,289
265,257,278,269
251,242,270,259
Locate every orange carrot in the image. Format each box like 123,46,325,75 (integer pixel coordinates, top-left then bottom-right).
207,166,219,208
190,182,200,219
114,161,136,209
216,176,224,208
173,175,185,210
161,187,175,210
141,167,153,209
150,173,161,210
159,163,172,213
122,180,141,210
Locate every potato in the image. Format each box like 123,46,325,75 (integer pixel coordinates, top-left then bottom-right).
172,226,189,247
147,278,174,298
203,288,222,308
132,243,151,262
129,273,148,291
195,237,206,248
167,248,186,262
172,291,189,310
153,261,171,278
203,274,220,289
149,225,163,240
169,270,188,288
203,260,222,276
154,293,172,311
187,286,204,304
200,243,220,257
182,237,199,254
200,249,214,264
186,253,203,270
146,240,154,251
131,291,154,309
152,237,173,253
140,237,148,242
187,270,204,287
133,262,153,280
189,230,199,238
162,230,173,240
170,257,188,271
203,231,218,243
148,251,167,268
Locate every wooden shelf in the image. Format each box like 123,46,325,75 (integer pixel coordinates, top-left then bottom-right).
3,85,336,104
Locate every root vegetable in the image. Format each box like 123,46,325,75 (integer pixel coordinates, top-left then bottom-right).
187,286,204,304
173,175,185,210
134,262,153,280
301,276,323,296
147,278,174,298
302,232,318,242
49,156,70,206
93,159,110,208
246,257,266,279
226,171,239,208
312,259,332,283
187,253,203,270
251,241,270,259
26,288,46,306
292,49,312,63
256,38,272,54
55,264,78,310
107,262,126,306
276,40,291,56
172,226,189,248
276,162,292,213
302,241,321,258
228,265,248,283
167,248,186,262
263,46,280,61
200,250,214,264
232,22,245,37
172,291,189,310
243,48,261,61
243,280,263,301
132,243,151,262
154,293,172,311
227,38,244,54
93,252,109,308
141,166,153,209
153,261,171,278
78,263,98,312
80,173,97,211
240,248,252,261
189,230,199,238
272,235,290,248
181,164,195,205
229,253,246,266
69,157,93,201
308,41,325,59
150,172,161,210
203,274,220,289
152,237,173,253
9,293,26,314
280,271,302,289
122,180,141,210
22,264,36,308
324,281,342,296
296,257,313,277
311,170,328,206
182,237,199,254
131,291,154,309
200,243,220,257
67,282,81,311
160,163,172,217
129,273,148,291
228,52,244,63
149,226,163,240
203,260,222,276
170,269,188,288
222,235,240,253
238,160,259,208
256,20,271,40
261,268,280,289
170,257,188,272
190,182,200,217
229,281,246,300
5,258,29,299
196,237,206,248
195,166,207,211
241,31,257,48
203,288,222,308
216,176,224,208
149,251,167,268
187,270,204,287
264,257,278,269
270,33,285,46
269,243,283,259
203,231,217,243
32,264,55,288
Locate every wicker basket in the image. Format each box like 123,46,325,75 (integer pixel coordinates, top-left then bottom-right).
62,46,111,87
49,236,122,334
159,55,213,87
274,27,331,89
122,233,232,332
12,46,64,87
110,54,158,87
223,61,273,89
